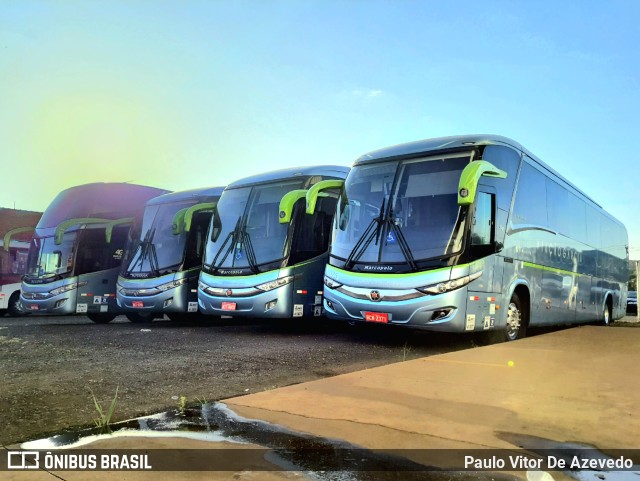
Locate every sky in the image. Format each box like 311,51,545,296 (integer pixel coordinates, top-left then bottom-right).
0,0,638,256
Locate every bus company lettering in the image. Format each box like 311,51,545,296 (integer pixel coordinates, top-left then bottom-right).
362,265,394,272
218,269,245,275
514,241,583,264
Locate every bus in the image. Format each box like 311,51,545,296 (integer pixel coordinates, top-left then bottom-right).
0,209,42,316
21,183,169,323
322,135,628,341
116,186,224,322
198,165,349,319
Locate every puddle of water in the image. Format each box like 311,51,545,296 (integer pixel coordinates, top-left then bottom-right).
21,402,517,481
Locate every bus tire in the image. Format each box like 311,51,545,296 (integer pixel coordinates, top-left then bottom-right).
126,312,155,323
484,292,527,344
602,298,613,326
87,313,116,324
505,293,527,341
7,292,22,317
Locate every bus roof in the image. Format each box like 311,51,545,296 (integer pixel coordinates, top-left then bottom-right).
354,134,612,218
37,183,170,230
226,165,350,190
146,186,225,206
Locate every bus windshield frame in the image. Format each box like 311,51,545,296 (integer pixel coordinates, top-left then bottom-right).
24,233,77,283
331,153,472,271
124,200,199,277
203,179,305,274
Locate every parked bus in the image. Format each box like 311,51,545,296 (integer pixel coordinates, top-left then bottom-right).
322,135,628,341
1,209,42,316
21,183,169,323
198,166,349,319
116,186,224,322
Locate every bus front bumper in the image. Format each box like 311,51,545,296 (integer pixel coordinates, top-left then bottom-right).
117,284,196,313
20,288,78,316
198,284,294,318
323,284,469,331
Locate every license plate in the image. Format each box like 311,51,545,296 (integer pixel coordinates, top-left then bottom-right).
132,301,144,308
30,305,39,311
221,302,237,311
364,311,389,323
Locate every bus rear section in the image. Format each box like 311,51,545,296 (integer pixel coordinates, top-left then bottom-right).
0,209,42,316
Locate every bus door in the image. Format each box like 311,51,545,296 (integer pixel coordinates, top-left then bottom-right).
468,190,502,294
74,226,129,314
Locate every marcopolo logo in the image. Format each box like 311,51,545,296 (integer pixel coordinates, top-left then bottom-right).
362,265,394,272
7,451,39,470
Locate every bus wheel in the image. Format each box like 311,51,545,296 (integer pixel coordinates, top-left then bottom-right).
126,312,155,323
602,299,613,326
87,313,116,324
505,293,526,341
8,292,22,317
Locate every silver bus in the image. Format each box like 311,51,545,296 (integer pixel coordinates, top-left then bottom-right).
21,183,169,323
322,135,628,341
116,186,224,322
198,166,348,319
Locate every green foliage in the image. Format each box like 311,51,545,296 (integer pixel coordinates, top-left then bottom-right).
177,395,187,415
89,386,119,431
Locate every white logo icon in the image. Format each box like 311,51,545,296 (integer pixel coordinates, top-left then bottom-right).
7,451,39,469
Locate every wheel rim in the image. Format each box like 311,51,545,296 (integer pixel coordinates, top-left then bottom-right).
506,302,521,341
604,306,610,325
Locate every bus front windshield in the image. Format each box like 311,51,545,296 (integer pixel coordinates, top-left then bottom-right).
331,155,470,268
203,181,303,273
25,233,76,281
125,201,197,276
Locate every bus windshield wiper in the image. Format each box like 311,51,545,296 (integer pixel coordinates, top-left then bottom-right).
344,197,386,269
210,217,242,270
239,229,259,274
386,207,418,272
127,227,155,274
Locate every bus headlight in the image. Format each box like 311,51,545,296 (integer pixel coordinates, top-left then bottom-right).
256,275,294,292
156,278,188,292
49,281,87,297
417,271,482,295
198,282,225,296
323,276,343,289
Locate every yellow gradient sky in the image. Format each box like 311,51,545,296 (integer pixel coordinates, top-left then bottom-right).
1,1,638,253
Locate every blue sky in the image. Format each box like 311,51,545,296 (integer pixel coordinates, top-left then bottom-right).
0,0,638,255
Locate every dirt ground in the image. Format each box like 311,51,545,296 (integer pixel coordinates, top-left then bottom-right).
0,314,479,446
2,314,635,447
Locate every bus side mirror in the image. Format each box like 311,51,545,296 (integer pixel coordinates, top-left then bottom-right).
279,190,308,224
458,161,506,206
305,180,344,214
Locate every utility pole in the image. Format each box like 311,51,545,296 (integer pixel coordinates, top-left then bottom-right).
637,260,639,322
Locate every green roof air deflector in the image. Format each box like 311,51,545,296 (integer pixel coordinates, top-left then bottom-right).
458,161,507,205
54,218,111,245
3,226,35,252
105,218,134,243
278,190,308,224
305,180,344,214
